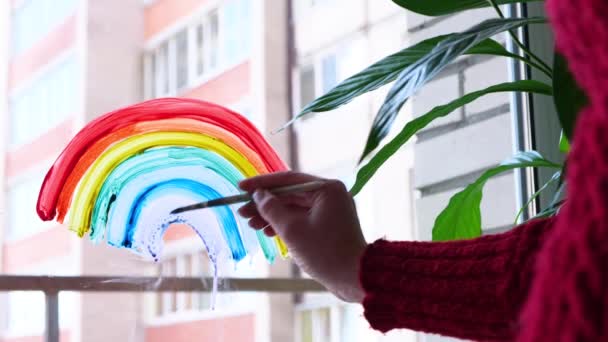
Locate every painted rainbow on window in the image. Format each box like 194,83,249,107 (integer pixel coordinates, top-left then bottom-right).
36,97,288,264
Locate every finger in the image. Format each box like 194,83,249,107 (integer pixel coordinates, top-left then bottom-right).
263,227,277,237
252,189,297,228
314,179,350,203
237,202,258,218
273,193,314,207
239,171,322,192
248,216,268,230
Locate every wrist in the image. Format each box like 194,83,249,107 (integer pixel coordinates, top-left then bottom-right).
334,241,367,303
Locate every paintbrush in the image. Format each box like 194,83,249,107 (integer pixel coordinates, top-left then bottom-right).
170,180,327,214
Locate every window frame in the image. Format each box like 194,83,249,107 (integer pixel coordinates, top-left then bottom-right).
7,52,79,148
143,0,252,100
293,45,348,116
506,3,563,221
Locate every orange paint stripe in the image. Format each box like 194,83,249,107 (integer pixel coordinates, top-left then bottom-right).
183,62,251,105
6,118,74,179
55,118,269,223
3,225,72,272
9,14,77,91
145,0,209,39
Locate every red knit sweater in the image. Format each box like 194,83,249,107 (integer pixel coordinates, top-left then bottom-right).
360,0,608,341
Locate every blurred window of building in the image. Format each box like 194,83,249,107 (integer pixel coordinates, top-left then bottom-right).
4,291,45,336
9,57,78,146
190,9,220,83
222,0,252,65
321,54,338,94
11,0,79,57
153,249,212,318
144,0,253,99
7,173,49,240
296,304,365,342
298,64,316,112
175,29,189,91
3,286,75,336
295,43,352,114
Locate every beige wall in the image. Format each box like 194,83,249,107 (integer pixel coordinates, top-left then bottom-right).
77,0,145,341
252,0,295,341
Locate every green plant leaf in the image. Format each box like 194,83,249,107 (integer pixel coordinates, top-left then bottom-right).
350,80,552,195
534,180,566,219
553,52,587,140
391,0,542,16
514,170,561,224
559,131,570,153
432,151,561,241
283,36,517,128
361,17,546,162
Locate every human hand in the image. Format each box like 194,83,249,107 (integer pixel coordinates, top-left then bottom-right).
238,171,367,303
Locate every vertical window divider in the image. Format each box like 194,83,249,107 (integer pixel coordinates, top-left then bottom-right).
187,24,197,88
167,38,178,97
175,255,187,311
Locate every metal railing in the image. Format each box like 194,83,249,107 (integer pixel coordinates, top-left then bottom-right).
0,275,326,342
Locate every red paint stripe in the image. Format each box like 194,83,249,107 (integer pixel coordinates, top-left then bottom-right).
6,118,74,179
145,0,209,39
37,97,285,222
3,225,72,272
182,61,251,105
9,14,77,91
145,314,255,342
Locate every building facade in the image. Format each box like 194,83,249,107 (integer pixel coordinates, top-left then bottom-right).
0,1,527,342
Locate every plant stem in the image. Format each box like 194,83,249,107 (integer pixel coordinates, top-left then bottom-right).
512,54,553,79
487,0,553,77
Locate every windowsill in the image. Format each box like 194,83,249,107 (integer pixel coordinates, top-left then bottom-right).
150,56,250,100
1,329,70,340
146,307,256,327
4,223,58,245
6,116,75,153
1,330,45,340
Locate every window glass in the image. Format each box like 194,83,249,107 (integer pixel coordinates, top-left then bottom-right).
222,0,252,64
9,58,78,145
153,249,214,318
145,2,252,98
195,22,206,75
300,310,313,342
299,65,316,110
6,292,44,335
175,29,189,90
321,54,338,94
11,0,78,56
208,11,219,70
7,174,46,240
154,43,170,96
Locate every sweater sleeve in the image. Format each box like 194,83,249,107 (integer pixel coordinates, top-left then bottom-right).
516,1,608,341
360,218,554,341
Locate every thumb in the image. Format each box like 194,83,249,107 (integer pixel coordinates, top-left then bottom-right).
252,189,293,229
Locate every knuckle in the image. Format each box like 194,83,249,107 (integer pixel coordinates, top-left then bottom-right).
258,197,277,214
327,179,347,193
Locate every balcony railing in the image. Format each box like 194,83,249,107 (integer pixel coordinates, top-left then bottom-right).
0,275,326,342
